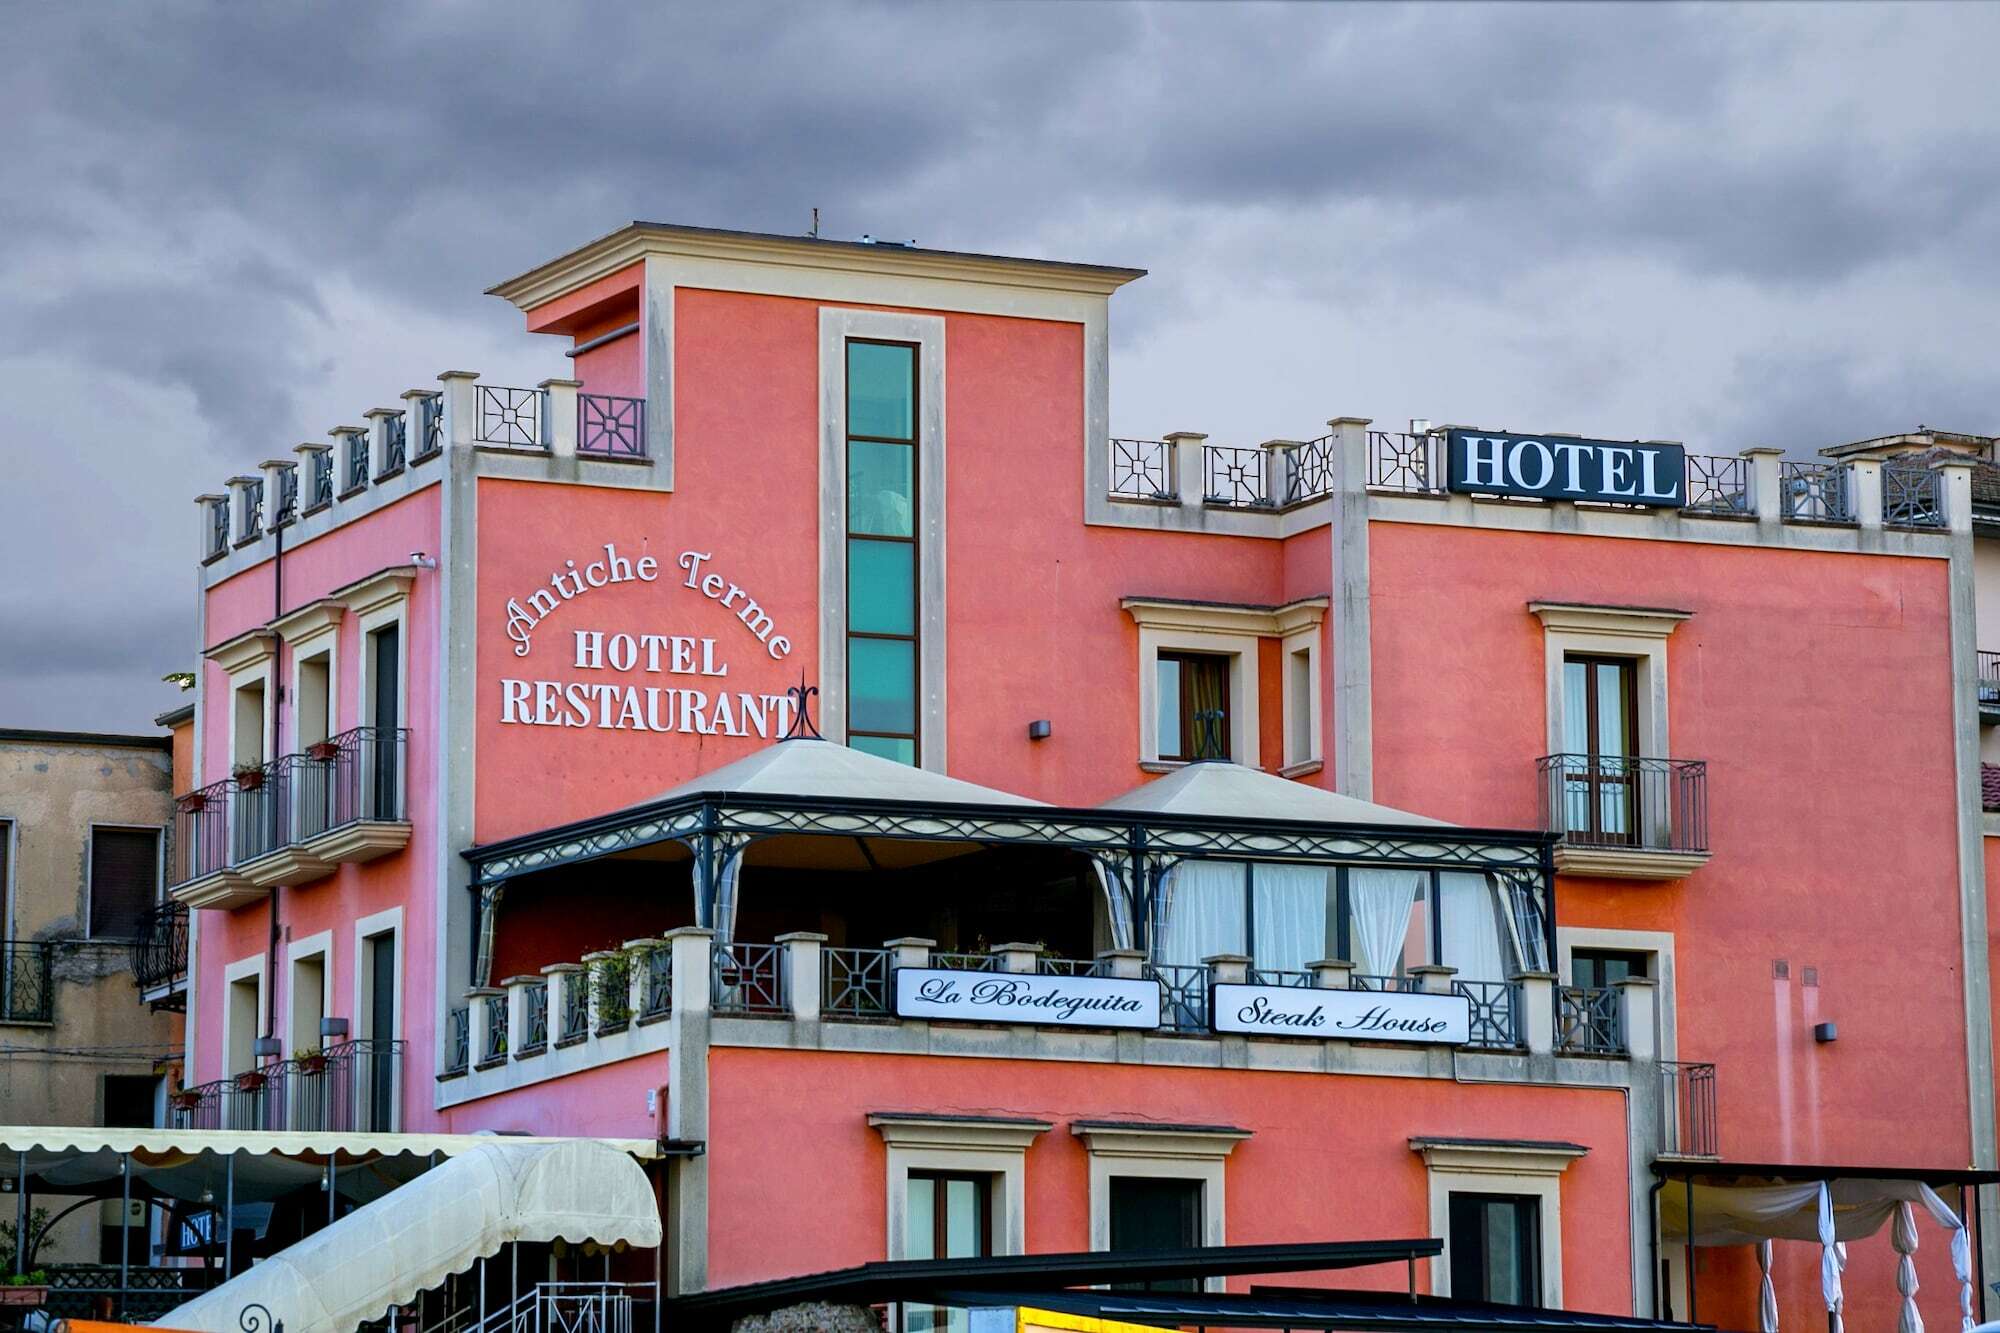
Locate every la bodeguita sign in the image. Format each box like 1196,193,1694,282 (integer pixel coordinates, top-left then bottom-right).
893,969,1162,1030
1210,982,1470,1044
1446,429,1685,508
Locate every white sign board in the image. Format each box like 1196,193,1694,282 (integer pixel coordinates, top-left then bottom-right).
894,968,1161,1030
1210,982,1471,1044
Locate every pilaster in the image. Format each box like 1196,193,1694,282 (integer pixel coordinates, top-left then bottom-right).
1330,416,1375,798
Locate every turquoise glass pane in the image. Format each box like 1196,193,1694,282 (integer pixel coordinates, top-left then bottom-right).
849,342,914,440
849,441,914,537
848,539,914,635
851,734,917,765
848,637,915,733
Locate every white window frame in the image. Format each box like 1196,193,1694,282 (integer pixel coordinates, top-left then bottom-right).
1411,1137,1586,1307
83,821,167,939
1557,926,1676,1060
869,1114,1050,1259
285,929,336,1058
221,951,267,1078
1073,1122,1249,1289
274,598,346,751
818,308,948,771
1528,603,1689,760
1281,626,1323,774
207,629,278,775
353,905,405,1045
1122,598,1326,771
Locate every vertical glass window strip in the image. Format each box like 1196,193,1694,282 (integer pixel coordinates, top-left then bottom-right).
846,340,918,765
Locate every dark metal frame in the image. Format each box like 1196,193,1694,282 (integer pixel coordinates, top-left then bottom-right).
579,393,647,458
414,392,444,460
1367,430,1439,494
131,901,189,1006
1204,444,1269,508
1883,463,1945,528
308,450,334,510
1110,438,1176,501
844,338,922,762
1556,985,1623,1055
1681,455,1751,517
1659,1060,1717,1157
1779,460,1853,523
476,385,546,449
206,499,230,558
0,942,54,1023
1285,434,1335,504
344,433,369,495
378,413,407,479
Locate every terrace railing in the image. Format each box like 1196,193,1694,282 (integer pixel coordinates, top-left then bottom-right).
1285,434,1336,503
579,394,646,458
1109,438,1176,501
1979,651,2000,711
414,390,445,460
381,413,408,476
711,942,785,1014
483,994,510,1064
1454,978,1521,1049
1683,454,1752,516
1557,985,1624,1055
1883,463,1946,528
206,499,230,559
592,954,633,1034
1,942,54,1023
1537,754,1708,854
171,777,236,884
171,1039,404,1132
1150,962,1209,1033
518,979,549,1054
1203,445,1269,508
476,385,547,449
1366,429,1440,493
446,1005,470,1074
1780,461,1853,523
641,948,673,1021
559,973,591,1044
131,901,189,1000
823,946,892,1018
345,432,371,493
308,447,335,509
1660,1060,1719,1157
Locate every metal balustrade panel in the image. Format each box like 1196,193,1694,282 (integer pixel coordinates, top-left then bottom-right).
560,979,591,1044
1148,963,1208,1033
1683,454,1752,517
1557,985,1623,1054
346,435,370,493
310,451,334,508
1537,753,1708,853
518,982,549,1053
1779,461,1853,523
1,942,53,1022
417,392,444,458
206,500,229,557
642,949,673,1020
1037,957,1107,977
1203,445,1269,508
131,902,189,996
381,414,408,475
1660,1060,1719,1156
593,957,632,1034
1453,979,1521,1049
711,942,785,1014
1883,464,1945,528
483,1000,510,1064
1366,430,1438,493
1245,968,1313,988
1286,435,1335,503
929,952,998,972
823,946,891,1018
1109,438,1174,500
579,394,646,458
446,1005,470,1074
476,385,546,449
1979,651,2000,709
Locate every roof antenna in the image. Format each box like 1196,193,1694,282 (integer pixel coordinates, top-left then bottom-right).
810,207,819,240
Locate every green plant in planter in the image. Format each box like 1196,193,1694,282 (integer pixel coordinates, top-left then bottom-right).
0,1208,51,1274
594,952,634,1028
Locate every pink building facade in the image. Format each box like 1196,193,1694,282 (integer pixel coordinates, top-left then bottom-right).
171,224,1998,1332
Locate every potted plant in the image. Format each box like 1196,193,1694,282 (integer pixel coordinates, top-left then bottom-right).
179,790,210,814
234,1069,268,1092
293,1047,327,1074
233,764,265,791
168,1088,203,1111
0,1273,49,1307
305,740,340,762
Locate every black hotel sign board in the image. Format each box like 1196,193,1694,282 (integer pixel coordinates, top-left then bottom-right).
1445,429,1686,508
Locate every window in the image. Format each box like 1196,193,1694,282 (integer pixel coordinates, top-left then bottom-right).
361,928,398,1130
225,968,262,1076
100,1075,158,1262
1286,644,1315,768
1158,653,1230,761
845,339,919,766
88,827,161,939
232,679,267,768
0,820,12,936
1449,1193,1542,1306
1110,1177,1203,1290
289,947,328,1057
297,650,332,748
1570,948,1648,991
906,1172,989,1260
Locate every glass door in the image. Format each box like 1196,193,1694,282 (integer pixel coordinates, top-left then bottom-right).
1561,655,1638,845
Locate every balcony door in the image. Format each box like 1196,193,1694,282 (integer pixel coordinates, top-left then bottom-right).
1561,655,1638,845
368,624,399,820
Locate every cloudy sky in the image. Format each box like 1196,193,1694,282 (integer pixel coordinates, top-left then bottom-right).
3,2,1996,733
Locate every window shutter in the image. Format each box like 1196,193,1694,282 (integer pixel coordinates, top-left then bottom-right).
89,829,159,939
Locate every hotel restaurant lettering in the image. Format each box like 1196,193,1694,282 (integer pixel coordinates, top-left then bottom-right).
135,220,2000,1333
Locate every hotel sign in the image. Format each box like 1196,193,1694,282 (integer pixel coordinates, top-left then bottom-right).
1446,429,1685,508
893,969,1162,1030
1210,982,1471,1044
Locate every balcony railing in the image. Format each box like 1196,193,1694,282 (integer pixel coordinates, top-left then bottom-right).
1537,754,1708,855
1,942,54,1024
1204,445,1270,509
1109,438,1176,501
1285,434,1336,503
823,945,892,1018
1557,985,1624,1054
1660,1060,1718,1157
446,1005,470,1075
380,413,407,477
308,448,334,509
476,385,546,448
131,901,189,1001
579,393,646,458
170,1039,404,1131
1683,454,1752,516
518,979,550,1054
169,727,409,890
414,391,444,459
1454,978,1521,1049
205,499,229,559
1883,463,1946,528
641,948,673,1021
712,942,785,1014
1979,652,2000,711
1780,461,1853,523
344,432,370,494
1366,429,1441,493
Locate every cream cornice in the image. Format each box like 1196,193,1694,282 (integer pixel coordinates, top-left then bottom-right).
488,224,1146,312
270,597,345,646
1554,846,1710,881
867,1113,1053,1152
1527,601,1692,639
1122,596,1329,638
203,628,278,673
1070,1122,1251,1160
1410,1138,1588,1174
332,566,417,619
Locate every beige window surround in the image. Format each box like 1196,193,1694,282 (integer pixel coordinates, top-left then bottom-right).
1073,1120,1250,1288
1410,1136,1587,1307
1123,597,1327,772
870,1113,1052,1259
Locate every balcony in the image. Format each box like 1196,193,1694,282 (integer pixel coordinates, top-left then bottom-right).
130,901,188,1010
1659,1060,1719,1158
0,942,54,1024
1537,754,1711,880
169,1038,404,1131
170,726,411,910
1979,651,2000,724
475,384,646,459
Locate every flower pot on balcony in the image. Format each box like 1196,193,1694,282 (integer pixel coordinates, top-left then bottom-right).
234,767,265,791
305,742,340,762
234,1071,268,1092
168,1089,202,1110
295,1054,327,1074
0,1286,48,1307
179,792,210,813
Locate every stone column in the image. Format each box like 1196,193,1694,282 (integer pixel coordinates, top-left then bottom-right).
1615,976,1658,1060
661,927,714,1295
401,388,439,460
542,377,581,459
259,460,295,527
1164,432,1207,514
1204,953,1250,987
886,937,935,970
224,475,261,544
1308,958,1355,990
467,987,504,1067
1851,457,1884,534
539,962,582,1043
992,942,1043,975
779,931,827,1021
1262,439,1302,507
500,975,540,1055
195,492,226,558
1941,460,1976,535
1742,446,1784,533
438,370,480,450
1098,949,1146,980
1514,971,1556,1055
1410,964,1457,996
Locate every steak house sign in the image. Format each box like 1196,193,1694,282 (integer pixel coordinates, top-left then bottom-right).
1446,428,1686,508
497,543,799,738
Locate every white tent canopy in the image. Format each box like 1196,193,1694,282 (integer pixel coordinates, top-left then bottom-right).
158,1140,660,1333
1096,760,1450,827
633,737,1044,808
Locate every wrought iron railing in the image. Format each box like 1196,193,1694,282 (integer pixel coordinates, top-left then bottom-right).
1780,460,1852,523
482,996,509,1065
1,942,54,1023
1537,754,1708,854
242,478,263,538
41,1263,219,1322
930,951,998,972
641,948,672,1020
171,776,235,884
593,954,633,1034
712,942,785,1014
381,413,408,476
1454,978,1521,1049
1245,967,1314,988
1285,434,1335,503
1883,463,1945,528
415,391,444,459
1109,438,1175,501
1557,985,1623,1054
274,468,298,525
559,974,590,1044
131,901,189,998
446,1005,470,1074
1350,973,1424,993
579,394,646,458
1366,429,1440,493
309,448,334,509
206,498,229,558
1683,454,1752,516
1980,651,2000,710
1660,1060,1718,1156
1204,445,1269,508
517,980,549,1054
476,385,546,449
823,946,892,1018
345,432,370,493
170,1039,404,1131
1037,957,1108,977
1149,962,1208,1033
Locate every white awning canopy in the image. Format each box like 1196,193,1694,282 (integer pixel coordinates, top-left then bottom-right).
1097,761,1450,827
157,1140,660,1333
633,738,1044,807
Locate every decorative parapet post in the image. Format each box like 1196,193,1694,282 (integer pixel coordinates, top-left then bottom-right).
666,928,714,1017
1614,975,1658,1059
992,942,1043,975
623,938,666,1020
1851,457,1884,533
1204,953,1251,987
363,407,403,479
1309,958,1355,990
438,370,480,450
1329,415,1375,801
195,492,226,559
1941,460,1977,535
1261,439,1302,507
500,975,541,1054
661,926,715,1297
329,426,369,496
885,937,935,971
581,950,619,1032
293,444,331,511
259,460,295,527
1164,432,1208,516
401,388,439,461
1742,447,1784,531
1514,971,1556,1055
1410,964,1457,996
468,986,504,1067
1098,949,1146,980
224,475,261,545
541,378,581,460
540,962,583,1044
778,932,827,1021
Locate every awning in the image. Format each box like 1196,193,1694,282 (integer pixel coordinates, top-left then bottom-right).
964,1290,1712,1333
1655,1161,2000,1245
632,737,1044,808
157,1139,660,1333
1096,760,1449,828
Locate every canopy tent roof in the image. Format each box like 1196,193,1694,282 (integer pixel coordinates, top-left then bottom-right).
965,1290,1711,1333
159,1140,660,1333
1098,760,1449,827
1655,1160,2000,1246
631,738,1044,808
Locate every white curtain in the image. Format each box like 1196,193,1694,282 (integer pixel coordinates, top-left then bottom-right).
1253,866,1331,973
1349,868,1422,977
1159,861,1246,967
1757,1239,1778,1333
1819,1183,1845,1333
1915,1183,1976,1333
1438,872,1510,983
713,843,750,943
1091,860,1137,951
1894,1200,1923,1333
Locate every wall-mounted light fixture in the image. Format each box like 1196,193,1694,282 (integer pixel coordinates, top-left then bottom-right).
252,1036,282,1060
409,551,438,570
1027,720,1052,741
1813,1021,1838,1043
320,1016,350,1040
